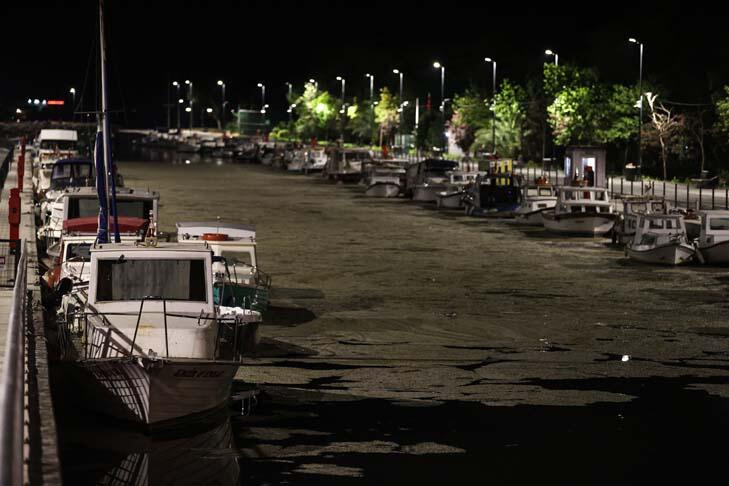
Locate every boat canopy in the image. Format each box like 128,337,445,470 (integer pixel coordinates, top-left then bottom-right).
38,129,78,142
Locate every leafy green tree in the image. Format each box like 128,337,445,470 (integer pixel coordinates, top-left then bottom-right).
449,89,490,153
714,86,729,138
416,109,446,153
599,84,641,164
293,82,336,141
347,99,376,145
374,87,399,146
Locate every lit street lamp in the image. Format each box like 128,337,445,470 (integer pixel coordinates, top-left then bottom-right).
484,57,497,155
309,78,318,90
545,49,559,66
336,76,346,140
629,37,644,177
185,80,193,129
172,81,181,131
69,87,76,120
257,83,266,111
217,80,226,129
433,62,445,112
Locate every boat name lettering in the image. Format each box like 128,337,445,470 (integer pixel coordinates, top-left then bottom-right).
174,369,224,378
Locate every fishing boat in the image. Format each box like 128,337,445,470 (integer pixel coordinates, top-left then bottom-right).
462,173,522,217
611,196,667,245
363,162,405,198
323,147,373,183
626,213,695,265
514,183,557,224
176,221,272,311
303,148,327,174
694,210,729,264
405,159,459,202
540,186,616,235
286,149,308,172
435,171,480,209
55,242,262,425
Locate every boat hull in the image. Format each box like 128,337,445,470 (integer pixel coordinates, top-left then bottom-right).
541,211,616,235
514,208,548,225
697,239,729,265
366,182,401,198
436,192,464,209
413,185,446,202
626,242,695,265
58,357,239,426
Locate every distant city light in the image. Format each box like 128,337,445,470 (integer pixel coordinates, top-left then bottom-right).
185,107,192,112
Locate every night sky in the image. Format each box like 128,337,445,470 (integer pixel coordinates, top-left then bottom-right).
1,2,726,127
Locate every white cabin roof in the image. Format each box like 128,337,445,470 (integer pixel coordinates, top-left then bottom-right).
176,221,256,240
91,242,210,254
38,129,78,142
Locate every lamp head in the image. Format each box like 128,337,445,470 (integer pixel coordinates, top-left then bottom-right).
217,80,224,86
628,37,638,44
393,69,400,74
257,83,263,87
484,57,492,63
545,49,554,56
185,80,190,85
433,61,441,69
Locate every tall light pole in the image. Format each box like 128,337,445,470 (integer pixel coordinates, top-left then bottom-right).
629,37,644,177
177,98,184,132
69,87,76,121
309,78,318,91
172,81,180,131
257,82,266,111
285,82,293,122
336,76,346,141
433,62,445,112
545,49,559,66
217,80,226,129
484,57,497,155
205,107,213,129
365,73,374,107
185,79,193,129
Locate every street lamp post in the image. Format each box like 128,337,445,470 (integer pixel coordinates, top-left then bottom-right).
177,98,184,132
217,80,226,130
285,82,293,122
172,81,181,131
336,76,346,141
257,83,266,111
433,62,445,112
484,57,497,155
309,78,318,91
629,37,644,178
545,49,559,66
205,107,213,129
69,87,76,121
393,69,404,146
185,80,193,129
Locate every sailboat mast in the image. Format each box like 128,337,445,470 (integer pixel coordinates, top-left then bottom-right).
99,0,112,240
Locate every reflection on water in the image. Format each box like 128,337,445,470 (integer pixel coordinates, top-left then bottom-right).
57,408,240,485
117,144,235,166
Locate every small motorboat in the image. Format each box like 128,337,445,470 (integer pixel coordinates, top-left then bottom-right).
611,196,668,245
694,210,729,265
435,171,479,209
540,186,616,235
626,213,695,265
514,182,557,225
463,173,522,217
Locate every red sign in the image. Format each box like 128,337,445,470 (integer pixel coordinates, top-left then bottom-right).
47,100,65,106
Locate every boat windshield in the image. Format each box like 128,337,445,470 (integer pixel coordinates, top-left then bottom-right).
70,198,153,219
709,217,729,231
66,243,91,262
96,258,207,302
40,140,77,151
51,164,93,189
220,250,254,267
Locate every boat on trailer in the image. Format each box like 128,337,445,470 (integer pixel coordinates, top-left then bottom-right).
540,186,616,235
626,213,695,265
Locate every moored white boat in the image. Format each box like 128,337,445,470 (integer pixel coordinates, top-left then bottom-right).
626,213,695,265
435,171,479,209
540,186,616,235
694,210,729,264
514,183,557,225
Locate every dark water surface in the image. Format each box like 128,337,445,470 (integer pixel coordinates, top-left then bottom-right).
55,146,729,484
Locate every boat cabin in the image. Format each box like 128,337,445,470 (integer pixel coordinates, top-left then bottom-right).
698,210,729,246
633,214,687,245
405,159,458,193
49,158,95,191
554,186,613,214
324,147,373,181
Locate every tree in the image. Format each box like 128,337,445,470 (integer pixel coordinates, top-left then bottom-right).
684,107,710,173
292,83,336,141
600,84,641,165
347,99,376,145
714,86,729,138
644,93,685,180
448,89,490,153
492,79,529,158
374,87,399,147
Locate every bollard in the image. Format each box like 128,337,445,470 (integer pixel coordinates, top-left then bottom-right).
8,188,20,245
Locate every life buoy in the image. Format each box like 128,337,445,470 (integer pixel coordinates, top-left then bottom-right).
202,233,229,241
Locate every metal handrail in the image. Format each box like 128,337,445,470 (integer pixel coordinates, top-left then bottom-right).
0,240,27,486
130,296,169,358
